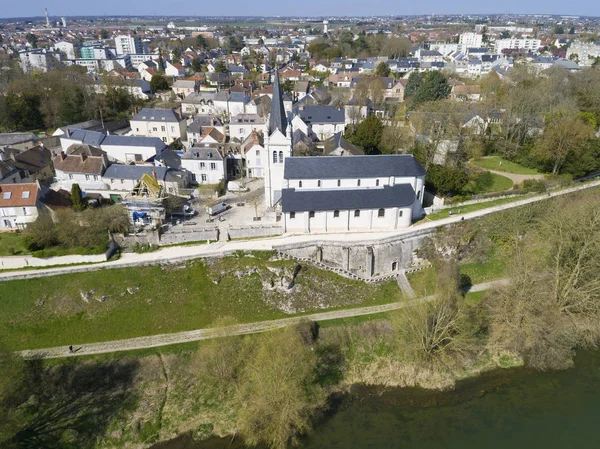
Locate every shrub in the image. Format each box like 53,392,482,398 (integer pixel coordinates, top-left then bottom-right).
215,179,226,196
24,206,129,254
521,179,547,193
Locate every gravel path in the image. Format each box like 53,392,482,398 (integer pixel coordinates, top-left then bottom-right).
18,279,509,360
487,169,546,185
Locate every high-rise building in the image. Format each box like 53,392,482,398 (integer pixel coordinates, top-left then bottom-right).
114,35,144,55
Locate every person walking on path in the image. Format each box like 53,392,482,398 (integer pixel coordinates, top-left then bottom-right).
68,345,74,354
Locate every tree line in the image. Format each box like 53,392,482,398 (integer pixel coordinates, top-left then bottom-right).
0,66,145,132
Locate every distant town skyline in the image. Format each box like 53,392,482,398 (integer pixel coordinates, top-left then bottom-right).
0,0,598,20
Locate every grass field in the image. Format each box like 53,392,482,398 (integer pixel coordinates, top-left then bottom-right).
426,196,522,221
480,172,514,192
459,247,507,284
0,232,29,256
406,267,437,297
472,157,541,175
0,253,402,350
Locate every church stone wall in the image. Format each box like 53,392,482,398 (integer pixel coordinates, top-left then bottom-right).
274,228,433,279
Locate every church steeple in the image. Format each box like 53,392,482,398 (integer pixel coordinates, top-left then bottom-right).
268,70,287,135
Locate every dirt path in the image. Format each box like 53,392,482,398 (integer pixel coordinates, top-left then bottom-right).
487,169,546,185
18,279,509,360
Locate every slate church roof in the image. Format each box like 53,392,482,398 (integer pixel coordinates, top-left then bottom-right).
268,70,287,136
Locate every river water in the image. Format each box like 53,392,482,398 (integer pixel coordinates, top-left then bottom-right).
154,350,600,449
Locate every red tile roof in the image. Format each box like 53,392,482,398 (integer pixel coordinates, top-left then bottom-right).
0,183,39,207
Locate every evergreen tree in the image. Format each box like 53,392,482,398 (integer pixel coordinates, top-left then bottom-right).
214,60,228,73
404,72,423,98
347,115,384,155
196,35,206,49
71,183,84,211
150,74,169,93
412,71,451,106
375,61,391,77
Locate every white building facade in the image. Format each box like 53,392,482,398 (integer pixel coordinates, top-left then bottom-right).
281,155,426,234
180,147,226,185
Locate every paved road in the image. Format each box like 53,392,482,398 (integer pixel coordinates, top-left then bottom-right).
18,279,509,360
1,179,599,282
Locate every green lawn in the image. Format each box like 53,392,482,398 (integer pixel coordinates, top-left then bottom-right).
464,291,486,305
472,157,541,175
481,172,514,192
459,247,507,284
0,232,29,256
406,267,437,297
0,253,402,350
426,196,522,221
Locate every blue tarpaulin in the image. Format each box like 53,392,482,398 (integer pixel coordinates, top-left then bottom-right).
132,212,148,220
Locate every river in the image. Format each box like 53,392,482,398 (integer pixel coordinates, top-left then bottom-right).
153,350,600,449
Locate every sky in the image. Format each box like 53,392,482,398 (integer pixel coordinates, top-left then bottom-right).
0,0,598,19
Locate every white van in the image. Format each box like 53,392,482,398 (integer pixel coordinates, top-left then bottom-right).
206,202,229,215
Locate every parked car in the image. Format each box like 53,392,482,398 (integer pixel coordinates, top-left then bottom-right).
206,201,229,215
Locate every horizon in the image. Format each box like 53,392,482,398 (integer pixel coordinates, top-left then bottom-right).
0,0,598,21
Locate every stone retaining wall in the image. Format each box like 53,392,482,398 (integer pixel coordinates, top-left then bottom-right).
160,228,219,245
228,225,284,240
274,228,435,280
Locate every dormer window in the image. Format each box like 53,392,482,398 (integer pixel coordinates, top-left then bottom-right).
317,180,321,187
337,179,341,187
357,179,361,187
299,181,303,188
376,179,380,186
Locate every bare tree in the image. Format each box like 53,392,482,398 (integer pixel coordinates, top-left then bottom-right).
395,261,478,366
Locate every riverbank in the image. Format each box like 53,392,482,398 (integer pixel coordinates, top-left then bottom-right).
153,349,600,449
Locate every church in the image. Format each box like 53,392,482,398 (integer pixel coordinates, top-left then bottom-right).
263,71,426,233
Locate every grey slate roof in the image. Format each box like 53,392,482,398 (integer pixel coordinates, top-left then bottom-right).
172,80,197,88
181,147,223,161
298,105,345,125
102,135,167,151
281,184,416,212
68,129,106,147
60,120,102,134
187,115,223,133
268,70,287,135
284,155,426,180
103,164,171,181
323,132,364,156
0,133,38,147
230,114,264,125
132,108,181,123
154,148,182,169
183,92,216,104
